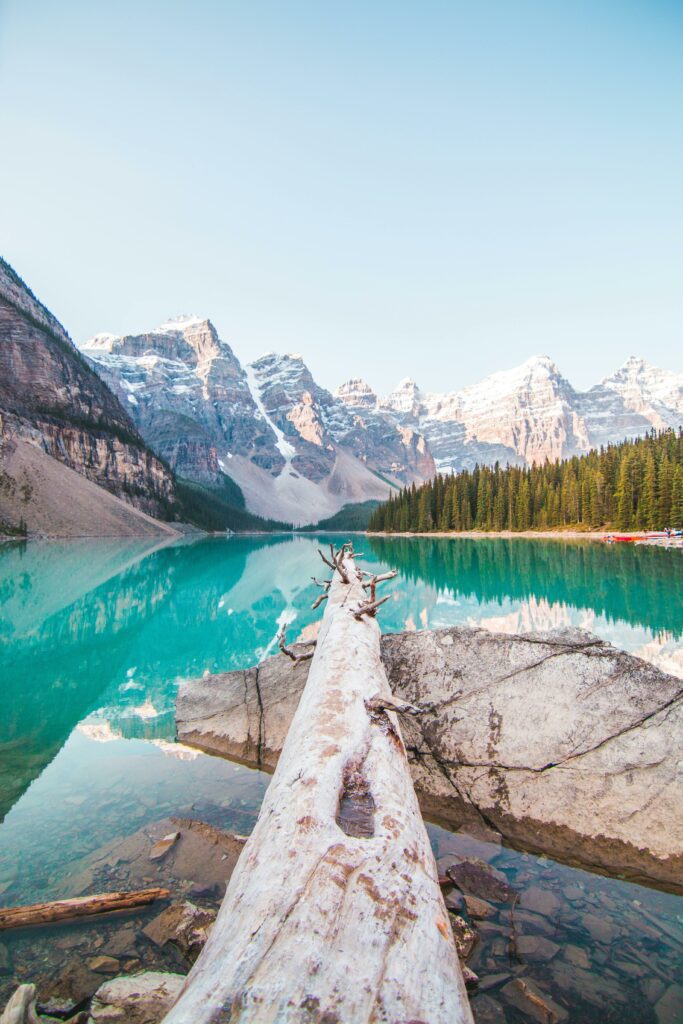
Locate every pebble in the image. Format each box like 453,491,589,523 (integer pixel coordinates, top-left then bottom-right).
464,895,496,920
87,956,120,974
149,831,180,861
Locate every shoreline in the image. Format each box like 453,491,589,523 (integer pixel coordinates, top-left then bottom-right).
367,528,683,546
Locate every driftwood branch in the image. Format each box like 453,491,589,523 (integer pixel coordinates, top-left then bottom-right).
318,543,353,584
278,626,316,663
311,593,328,610
352,594,390,620
318,550,335,570
0,888,169,932
362,569,398,603
311,576,331,590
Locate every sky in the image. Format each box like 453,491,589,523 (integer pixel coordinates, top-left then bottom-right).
0,0,681,395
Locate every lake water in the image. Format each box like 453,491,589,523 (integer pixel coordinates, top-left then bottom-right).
0,535,681,1021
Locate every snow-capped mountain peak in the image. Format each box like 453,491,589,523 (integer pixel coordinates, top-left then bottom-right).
335,378,378,409
82,316,681,523
156,314,206,334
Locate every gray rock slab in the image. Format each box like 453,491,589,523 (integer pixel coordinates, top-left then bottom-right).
176,625,682,890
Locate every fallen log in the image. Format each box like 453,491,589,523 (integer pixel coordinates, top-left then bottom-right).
0,887,170,932
164,549,471,1023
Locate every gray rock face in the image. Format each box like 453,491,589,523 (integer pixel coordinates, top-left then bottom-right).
83,316,274,485
176,626,682,890
84,332,435,523
381,355,683,473
0,259,176,523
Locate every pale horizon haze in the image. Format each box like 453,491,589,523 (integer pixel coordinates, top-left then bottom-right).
1,0,681,396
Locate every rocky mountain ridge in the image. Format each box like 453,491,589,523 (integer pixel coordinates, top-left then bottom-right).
82,316,682,522
83,322,435,524
377,354,683,472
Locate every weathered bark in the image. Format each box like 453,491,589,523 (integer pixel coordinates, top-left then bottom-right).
177,626,683,892
0,888,170,932
164,553,471,1023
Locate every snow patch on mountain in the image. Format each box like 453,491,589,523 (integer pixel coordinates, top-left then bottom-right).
244,361,296,468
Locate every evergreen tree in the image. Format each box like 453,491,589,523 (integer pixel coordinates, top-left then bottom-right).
367,429,683,534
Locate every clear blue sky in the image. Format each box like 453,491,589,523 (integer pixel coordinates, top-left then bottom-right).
1,0,681,394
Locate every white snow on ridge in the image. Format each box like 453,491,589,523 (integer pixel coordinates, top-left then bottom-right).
156,314,206,334
244,362,296,468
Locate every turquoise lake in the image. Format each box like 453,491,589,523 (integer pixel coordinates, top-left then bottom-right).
0,535,681,1022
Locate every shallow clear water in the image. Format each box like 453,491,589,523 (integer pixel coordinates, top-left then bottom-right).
0,534,681,1021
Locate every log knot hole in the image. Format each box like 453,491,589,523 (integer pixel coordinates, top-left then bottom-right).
335,756,375,839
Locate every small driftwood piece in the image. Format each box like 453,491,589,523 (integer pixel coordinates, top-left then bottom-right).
311,592,328,610
278,625,316,663
163,551,471,1024
0,888,170,932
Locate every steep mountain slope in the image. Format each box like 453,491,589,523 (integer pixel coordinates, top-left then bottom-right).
83,316,275,484
84,328,435,525
0,258,176,524
0,431,180,538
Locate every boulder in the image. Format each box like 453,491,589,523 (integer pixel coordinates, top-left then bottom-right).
447,859,513,903
142,902,215,963
90,972,184,1023
0,985,39,1024
177,626,683,890
37,960,101,1017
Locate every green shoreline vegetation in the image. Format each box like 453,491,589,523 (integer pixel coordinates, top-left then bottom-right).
368,429,683,534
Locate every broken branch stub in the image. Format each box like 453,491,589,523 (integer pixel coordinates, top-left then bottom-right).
162,551,471,1024
353,594,390,620
278,626,316,663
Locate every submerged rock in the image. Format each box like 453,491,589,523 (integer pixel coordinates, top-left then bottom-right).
90,971,184,1023
149,832,180,862
177,625,683,890
37,960,101,1016
74,816,245,901
447,860,514,903
501,977,568,1023
449,914,478,960
143,902,215,963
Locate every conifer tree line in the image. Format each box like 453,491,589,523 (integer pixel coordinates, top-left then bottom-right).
368,429,683,533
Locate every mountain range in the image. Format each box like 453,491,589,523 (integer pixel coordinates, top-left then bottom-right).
1,255,681,534
82,316,682,524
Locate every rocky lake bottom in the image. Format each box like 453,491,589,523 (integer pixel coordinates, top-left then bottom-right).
0,534,681,1022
